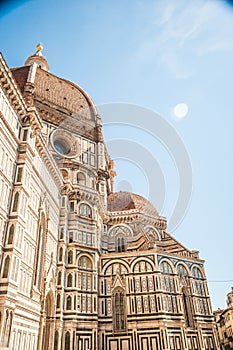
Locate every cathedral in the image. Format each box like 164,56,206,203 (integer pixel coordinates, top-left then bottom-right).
0,45,219,350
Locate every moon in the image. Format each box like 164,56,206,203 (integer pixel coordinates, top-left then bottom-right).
173,103,189,119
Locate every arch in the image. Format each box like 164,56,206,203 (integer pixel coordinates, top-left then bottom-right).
192,266,203,279
79,202,92,218
192,266,205,296
132,260,153,273
160,260,176,294
131,257,155,273
177,263,190,288
76,252,94,266
145,226,161,240
78,255,93,270
102,259,130,274
77,172,86,186
2,255,10,278
177,263,189,277
159,259,175,274
108,224,133,238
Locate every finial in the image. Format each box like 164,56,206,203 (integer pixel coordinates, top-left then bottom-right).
36,43,43,53
24,43,49,71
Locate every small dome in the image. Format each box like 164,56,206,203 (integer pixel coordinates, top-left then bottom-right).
107,191,159,218
25,43,49,71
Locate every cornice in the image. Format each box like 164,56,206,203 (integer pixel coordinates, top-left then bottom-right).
0,52,27,119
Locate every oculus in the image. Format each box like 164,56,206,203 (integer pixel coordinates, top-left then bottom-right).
50,129,80,158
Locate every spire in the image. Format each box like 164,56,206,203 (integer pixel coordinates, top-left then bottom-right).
24,43,49,71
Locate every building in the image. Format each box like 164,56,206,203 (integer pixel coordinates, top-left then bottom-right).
214,289,233,349
0,45,219,350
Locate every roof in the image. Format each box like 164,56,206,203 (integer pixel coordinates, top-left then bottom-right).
10,47,101,142
107,191,159,218
11,65,97,122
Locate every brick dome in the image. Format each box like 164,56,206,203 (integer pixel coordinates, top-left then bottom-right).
11,49,102,141
12,66,97,122
107,191,159,218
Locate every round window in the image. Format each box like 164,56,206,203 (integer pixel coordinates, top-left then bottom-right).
54,140,70,155
50,129,80,158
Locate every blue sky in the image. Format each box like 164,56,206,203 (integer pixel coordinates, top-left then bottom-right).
1,0,233,309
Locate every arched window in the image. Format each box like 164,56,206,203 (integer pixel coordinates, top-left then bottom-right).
160,261,177,313
160,261,175,292
2,256,10,278
57,271,62,285
192,267,205,296
68,251,73,264
8,224,14,244
79,203,92,218
77,172,86,186
116,236,126,252
67,274,72,287
133,260,153,273
59,247,63,262
192,266,203,279
65,332,70,350
78,256,93,295
113,288,126,332
56,294,60,309
160,261,173,274
177,264,188,277
145,227,160,241
78,256,92,270
54,330,59,350
66,296,72,310
12,192,19,212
